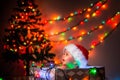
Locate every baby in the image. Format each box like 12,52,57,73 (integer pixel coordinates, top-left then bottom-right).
61,43,89,69
38,43,90,80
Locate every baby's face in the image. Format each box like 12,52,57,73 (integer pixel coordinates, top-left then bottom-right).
61,49,74,66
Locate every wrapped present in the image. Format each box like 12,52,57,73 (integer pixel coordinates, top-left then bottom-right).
55,66,105,80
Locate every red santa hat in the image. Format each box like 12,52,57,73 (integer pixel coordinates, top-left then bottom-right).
64,44,89,68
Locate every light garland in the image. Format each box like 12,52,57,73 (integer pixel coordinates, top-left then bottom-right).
46,0,108,37
50,12,120,51
42,0,108,24
88,12,120,51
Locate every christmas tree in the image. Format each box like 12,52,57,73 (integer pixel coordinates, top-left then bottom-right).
2,0,55,76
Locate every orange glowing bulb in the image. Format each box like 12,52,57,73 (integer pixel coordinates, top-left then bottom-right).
13,44,16,47
30,42,33,44
15,49,17,52
113,22,118,27
100,36,104,40
60,37,65,41
40,34,43,37
49,21,53,24
70,13,74,16
81,31,86,35
64,40,68,43
11,25,14,28
16,16,18,19
87,8,91,12
55,32,58,35
69,77,72,80
64,18,66,20
82,76,89,80
72,27,77,30
24,66,26,68
53,17,57,20
99,25,103,29
45,34,48,37
85,14,90,18
21,16,24,19
102,4,107,9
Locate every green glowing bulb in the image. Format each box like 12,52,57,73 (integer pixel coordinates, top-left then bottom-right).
89,68,97,76
61,32,65,36
101,21,105,24
0,78,3,80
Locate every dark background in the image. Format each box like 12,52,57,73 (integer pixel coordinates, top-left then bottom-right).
0,0,120,80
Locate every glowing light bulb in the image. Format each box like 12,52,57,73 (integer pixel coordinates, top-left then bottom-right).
15,49,17,52
117,12,120,14
23,42,26,45
101,21,105,24
90,3,93,7
69,36,73,40
81,31,86,35
96,2,102,7
60,37,65,41
74,11,78,15
68,17,72,22
21,16,24,19
80,21,84,25
72,27,77,30
92,12,96,17
49,21,53,24
85,14,90,18
104,32,108,36
87,8,91,12
84,18,88,22
32,9,35,12
57,16,61,20
78,37,83,41
70,13,74,16
24,66,26,69
99,25,103,29
95,10,100,16
91,45,95,49
89,68,97,76
64,40,68,43
101,4,107,9
61,32,65,36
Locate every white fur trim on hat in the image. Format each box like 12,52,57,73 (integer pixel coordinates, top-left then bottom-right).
64,44,88,68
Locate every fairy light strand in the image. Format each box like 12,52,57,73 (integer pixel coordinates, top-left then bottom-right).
88,23,120,51
44,0,108,23
49,12,120,51
46,0,108,37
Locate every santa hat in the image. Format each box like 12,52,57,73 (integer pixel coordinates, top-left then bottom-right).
63,44,89,68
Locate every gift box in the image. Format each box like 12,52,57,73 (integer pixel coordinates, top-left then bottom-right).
55,67,105,80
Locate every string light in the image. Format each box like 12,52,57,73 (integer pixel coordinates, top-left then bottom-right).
46,1,108,37
49,12,120,51
50,14,114,42
43,0,108,23
89,68,97,76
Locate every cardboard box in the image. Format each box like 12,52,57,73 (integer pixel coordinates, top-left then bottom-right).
55,67,105,80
